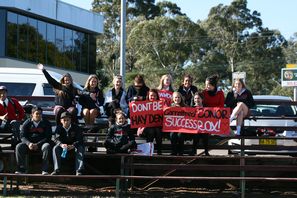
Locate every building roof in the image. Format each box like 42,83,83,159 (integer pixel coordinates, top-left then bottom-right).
0,0,103,34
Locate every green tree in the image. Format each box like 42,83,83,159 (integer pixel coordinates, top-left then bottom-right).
156,1,185,18
92,0,121,80
240,29,286,94
270,85,294,98
204,0,262,73
283,32,297,64
91,0,185,84
202,0,286,93
127,0,159,20
127,15,207,88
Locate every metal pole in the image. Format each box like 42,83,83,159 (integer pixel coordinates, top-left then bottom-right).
115,178,120,198
240,136,245,198
3,176,7,196
294,87,297,101
120,0,126,88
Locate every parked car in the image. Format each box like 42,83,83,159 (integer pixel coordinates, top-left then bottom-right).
228,95,297,155
0,67,83,119
0,67,83,96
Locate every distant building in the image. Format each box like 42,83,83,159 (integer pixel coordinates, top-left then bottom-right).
0,0,104,84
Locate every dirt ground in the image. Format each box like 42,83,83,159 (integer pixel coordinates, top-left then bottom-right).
3,181,297,197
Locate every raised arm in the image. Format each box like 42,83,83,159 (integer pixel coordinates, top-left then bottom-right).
37,63,62,90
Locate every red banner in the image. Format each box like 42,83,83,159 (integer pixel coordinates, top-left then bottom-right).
129,100,164,128
158,90,173,107
162,107,230,135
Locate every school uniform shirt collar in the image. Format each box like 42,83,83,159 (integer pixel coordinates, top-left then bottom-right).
63,124,72,132
237,88,246,96
183,86,190,93
32,120,41,128
0,98,8,107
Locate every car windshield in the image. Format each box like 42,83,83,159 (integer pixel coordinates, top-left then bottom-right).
250,104,296,117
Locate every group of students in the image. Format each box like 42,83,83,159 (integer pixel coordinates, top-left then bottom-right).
15,108,84,176
101,72,255,156
0,84,84,175
0,63,255,175
37,62,254,157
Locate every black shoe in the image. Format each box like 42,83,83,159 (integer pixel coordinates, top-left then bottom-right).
190,149,196,156
106,149,116,154
88,147,96,152
51,170,60,175
204,151,210,156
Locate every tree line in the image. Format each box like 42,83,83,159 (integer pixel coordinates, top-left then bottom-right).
92,0,297,97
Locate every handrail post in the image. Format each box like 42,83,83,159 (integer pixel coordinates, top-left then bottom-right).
9,153,14,191
124,155,130,191
121,155,126,195
115,178,120,198
129,156,134,190
240,136,245,198
116,155,125,197
3,176,7,196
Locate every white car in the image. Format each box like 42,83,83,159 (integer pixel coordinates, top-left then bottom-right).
0,67,83,97
228,95,297,156
0,67,83,118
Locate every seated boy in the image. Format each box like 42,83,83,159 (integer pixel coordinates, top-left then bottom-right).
51,112,84,176
15,106,52,175
104,111,136,154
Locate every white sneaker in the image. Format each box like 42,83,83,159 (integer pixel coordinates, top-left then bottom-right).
15,170,25,174
230,117,235,123
42,171,49,175
76,171,82,176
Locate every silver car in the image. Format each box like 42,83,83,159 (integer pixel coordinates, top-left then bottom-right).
228,95,297,156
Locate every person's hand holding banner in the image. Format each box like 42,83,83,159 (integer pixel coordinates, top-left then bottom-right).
137,127,145,136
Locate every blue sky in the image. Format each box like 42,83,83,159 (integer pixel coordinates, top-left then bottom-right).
62,0,296,39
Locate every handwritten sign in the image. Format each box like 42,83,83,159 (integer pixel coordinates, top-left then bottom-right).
158,90,173,107
129,100,164,128
162,107,230,135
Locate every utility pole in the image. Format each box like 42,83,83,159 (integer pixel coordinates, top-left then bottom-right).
120,0,126,88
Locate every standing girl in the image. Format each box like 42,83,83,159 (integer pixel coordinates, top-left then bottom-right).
202,74,225,108
170,92,187,156
157,74,174,107
138,89,163,155
178,74,198,106
157,74,174,92
202,74,225,156
191,92,209,156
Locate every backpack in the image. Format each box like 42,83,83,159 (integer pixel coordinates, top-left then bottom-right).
7,97,19,115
